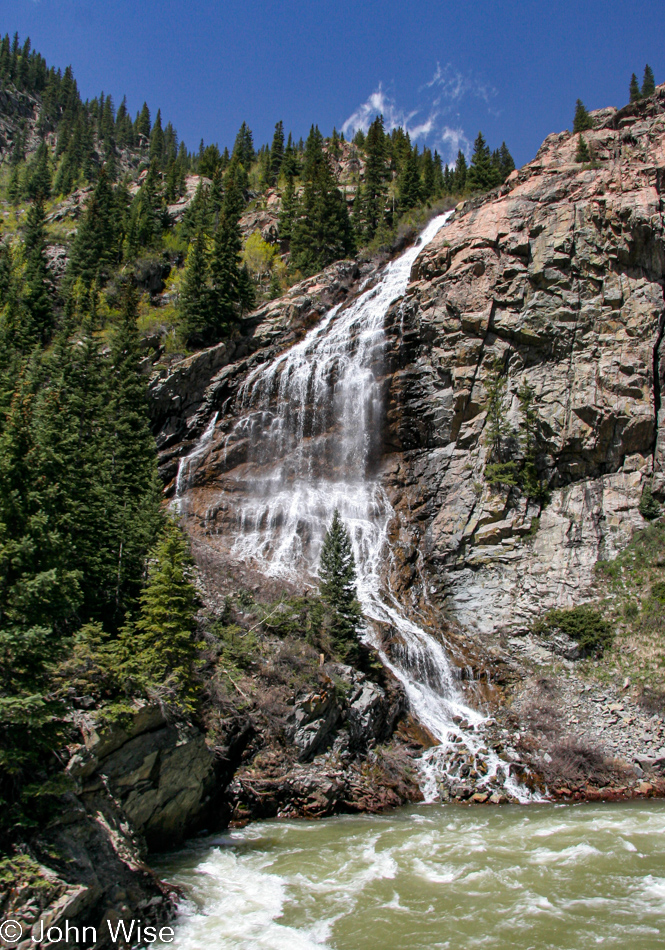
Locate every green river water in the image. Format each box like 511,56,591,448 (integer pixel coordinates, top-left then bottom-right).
155,801,665,950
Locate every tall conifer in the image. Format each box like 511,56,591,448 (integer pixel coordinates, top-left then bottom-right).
318,509,362,660
642,64,656,97
572,99,593,133
269,120,285,185
22,200,53,344
122,518,200,709
180,229,211,343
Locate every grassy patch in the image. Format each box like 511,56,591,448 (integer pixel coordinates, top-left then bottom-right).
592,520,665,692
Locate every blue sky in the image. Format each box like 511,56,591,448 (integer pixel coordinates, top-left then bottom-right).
2,0,664,166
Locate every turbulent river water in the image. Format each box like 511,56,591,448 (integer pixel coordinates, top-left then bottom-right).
157,802,665,950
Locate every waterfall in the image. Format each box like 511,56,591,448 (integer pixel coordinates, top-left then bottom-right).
176,213,532,802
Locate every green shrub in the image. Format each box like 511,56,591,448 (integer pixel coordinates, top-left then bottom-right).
639,483,661,521
237,588,255,609
212,622,257,674
533,605,613,656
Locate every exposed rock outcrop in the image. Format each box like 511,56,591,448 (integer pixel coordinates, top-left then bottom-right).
3,705,221,947
383,87,665,637
68,704,219,850
291,664,403,760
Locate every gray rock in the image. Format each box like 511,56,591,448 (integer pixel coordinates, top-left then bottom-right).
347,680,388,748
70,704,219,850
293,688,341,761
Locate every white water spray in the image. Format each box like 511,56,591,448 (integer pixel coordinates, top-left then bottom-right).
176,214,531,801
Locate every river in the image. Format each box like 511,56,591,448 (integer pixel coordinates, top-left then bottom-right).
156,801,665,950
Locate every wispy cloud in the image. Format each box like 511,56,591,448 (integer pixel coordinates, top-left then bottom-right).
341,84,420,139
423,62,497,108
341,63,497,164
439,126,471,159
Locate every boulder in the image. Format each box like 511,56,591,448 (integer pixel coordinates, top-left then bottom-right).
69,704,219,850
293,688,341,760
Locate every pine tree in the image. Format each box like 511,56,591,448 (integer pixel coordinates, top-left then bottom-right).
498,142,515,181
223,158,247,219
0,369,82,842
258,145,271,189
198,143,222,178
302,124,325,181
34,331,116,620
268,268,282,299
398,147,422,210
453,150,467,192
23,141,51,201
180,180,210,246
466,132,494,192
107,286,163,617
0,243,33,371
291,158,355,275
7,164,21,204
269,120,285,185
180,228,211,343
115,95,134,149
279,174,297,241
232,121,255,169
483,358,518,488
149,108,164,167
124,161,163,256
572,99,593,133
642,64,656,98
433,150,445,196
238,264,255,315
208,212,240,335
281,132,299,179
575,135,591,163
22,199,53,344
639,482,661,520
66,167,117,287
629,73,641,103
209,168,223,218
136,101,151,141
517,379,547,503
360,115,387,240
122,517,200,709
318,509,362,660
421,147,435,201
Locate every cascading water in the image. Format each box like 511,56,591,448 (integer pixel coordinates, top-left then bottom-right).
176,213,530,801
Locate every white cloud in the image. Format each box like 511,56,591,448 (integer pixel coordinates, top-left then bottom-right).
341,83,420,138
423,62,497,109
439,126,471,162
341,63,497,164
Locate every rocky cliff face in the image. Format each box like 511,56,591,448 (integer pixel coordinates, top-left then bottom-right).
384,90,665,639
149,89,665,799
156,90,665,640
3,704,222,948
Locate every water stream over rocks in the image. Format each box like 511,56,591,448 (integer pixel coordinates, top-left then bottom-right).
175,213,530,802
